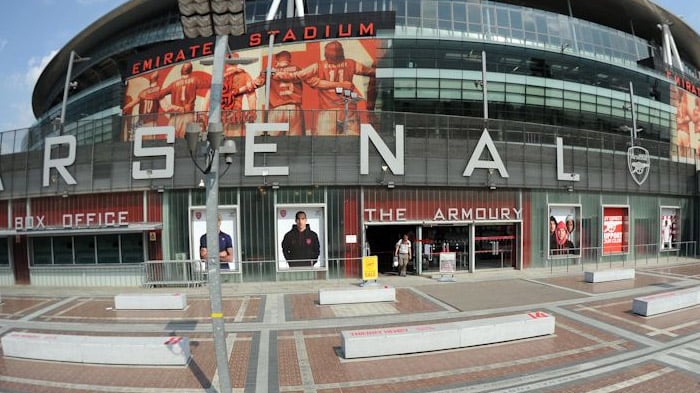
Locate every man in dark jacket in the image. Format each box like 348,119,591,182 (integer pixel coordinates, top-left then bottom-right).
282,211,320,267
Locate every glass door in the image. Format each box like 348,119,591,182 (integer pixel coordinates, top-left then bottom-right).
474,224,517,269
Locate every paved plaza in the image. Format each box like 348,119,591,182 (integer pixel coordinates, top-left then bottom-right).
1,260,700,392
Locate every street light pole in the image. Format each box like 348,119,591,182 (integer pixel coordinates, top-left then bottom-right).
60,50,89,135
206,34,231,393
178,1,246,390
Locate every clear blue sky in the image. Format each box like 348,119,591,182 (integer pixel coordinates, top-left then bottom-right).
0,0,697,132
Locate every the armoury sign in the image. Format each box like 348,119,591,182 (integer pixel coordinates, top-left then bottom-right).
125,11,395,77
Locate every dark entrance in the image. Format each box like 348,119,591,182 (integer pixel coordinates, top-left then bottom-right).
366,225,415,274
474,224,517,269
12,236,30,284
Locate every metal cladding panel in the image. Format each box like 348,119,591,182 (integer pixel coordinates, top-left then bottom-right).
0,200,8,229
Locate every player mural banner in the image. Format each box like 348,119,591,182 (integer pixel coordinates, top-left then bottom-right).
122,38,380,139
276,204,326,270
602,206,629,255
190,206,240,272
660,206,680,251
122,12,394,140
548,204,581,259
670,85,700,162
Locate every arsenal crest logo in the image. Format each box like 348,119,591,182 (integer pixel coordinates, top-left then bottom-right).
195,211,202,220
627,146,650,186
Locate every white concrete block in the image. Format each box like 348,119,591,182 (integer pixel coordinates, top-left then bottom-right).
632,286,700,316
341,311,555,359
114,293,187,310
319,286,396,305
1,332,190,366
584,269,635,283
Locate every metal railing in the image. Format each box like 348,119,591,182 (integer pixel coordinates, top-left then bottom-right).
143,259,207,288
545,241,697,273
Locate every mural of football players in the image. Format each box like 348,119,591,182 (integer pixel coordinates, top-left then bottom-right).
272,40,376,136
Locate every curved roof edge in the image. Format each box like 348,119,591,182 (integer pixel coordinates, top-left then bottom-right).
32,0,700,118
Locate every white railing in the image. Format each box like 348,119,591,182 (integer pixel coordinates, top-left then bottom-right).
143,259,207,288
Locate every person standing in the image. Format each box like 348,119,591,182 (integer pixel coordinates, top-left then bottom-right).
199,216,234,270
281,211,320,268
394,234,412,276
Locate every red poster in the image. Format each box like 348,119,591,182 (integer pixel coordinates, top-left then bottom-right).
602,207,628,255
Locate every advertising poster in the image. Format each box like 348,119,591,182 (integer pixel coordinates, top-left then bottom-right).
122,38,379,139
276,205,326,270
190,206,239,271
548,204,581,258
602,206,629,255
660,206,680,251
670,86,700,161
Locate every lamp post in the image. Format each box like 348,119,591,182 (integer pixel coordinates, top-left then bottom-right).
335,87,362,134
472,50,488,128
60,50,90,135
178,2,246,393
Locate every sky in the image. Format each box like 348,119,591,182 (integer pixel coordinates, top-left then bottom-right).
0,0,697,132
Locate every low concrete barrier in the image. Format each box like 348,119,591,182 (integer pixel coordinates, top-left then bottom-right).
1,332,190,366
632,286,700,316
319,286,396,305
584,268,635,283
114,293,187,310
341,311,555,359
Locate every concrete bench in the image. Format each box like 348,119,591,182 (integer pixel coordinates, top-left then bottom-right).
319,286,396,305
584,268,635,283
632,286,700,316
1,332,190,366
341,311,555,359
114,293,187,310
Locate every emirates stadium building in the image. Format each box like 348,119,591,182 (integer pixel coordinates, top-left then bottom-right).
0,0,698,286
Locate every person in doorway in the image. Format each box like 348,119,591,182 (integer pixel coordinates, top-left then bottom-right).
199,215,234,270
281,211,320,267
394,234,412,276
552,221,575,255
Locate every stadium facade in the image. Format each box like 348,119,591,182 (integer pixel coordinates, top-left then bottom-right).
0,0,698,286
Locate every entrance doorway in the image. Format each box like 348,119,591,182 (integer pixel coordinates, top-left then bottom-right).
474,224,517,269
366,225,415,274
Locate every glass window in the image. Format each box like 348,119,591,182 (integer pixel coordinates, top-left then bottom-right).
453,3,466,22
121,233,145,263
75,236,96,264
54,236,74,265
97,234,120,264
406,0,420,18
32,237,53,265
